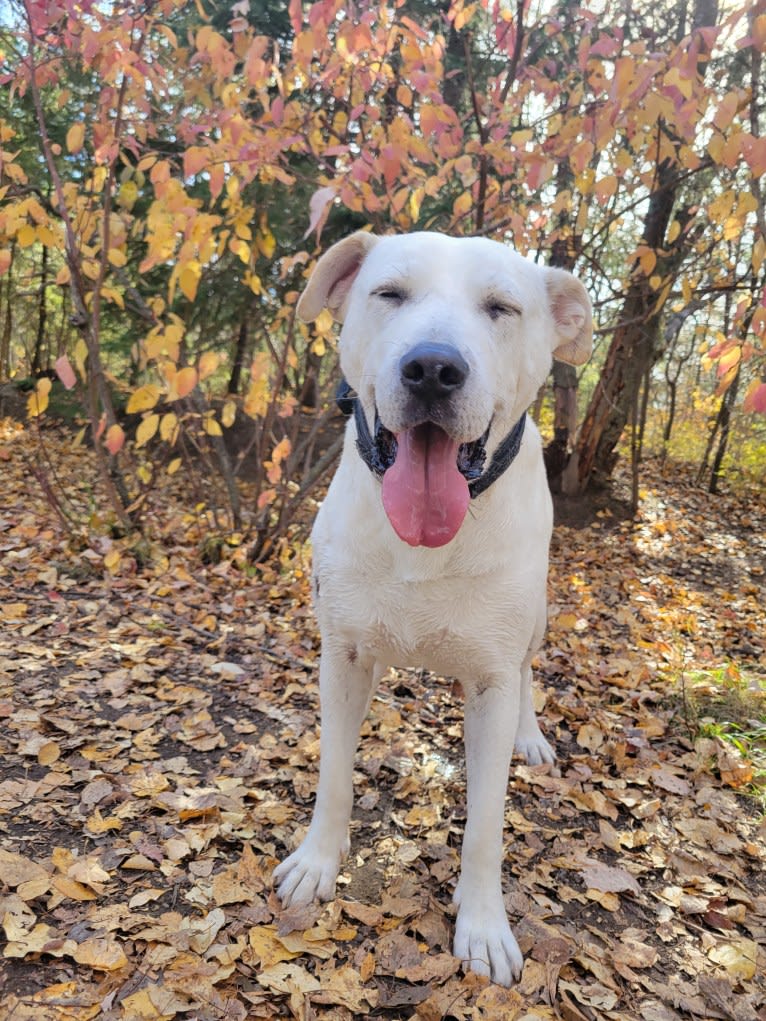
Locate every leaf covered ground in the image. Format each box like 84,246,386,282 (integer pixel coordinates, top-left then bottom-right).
1,419,765,1021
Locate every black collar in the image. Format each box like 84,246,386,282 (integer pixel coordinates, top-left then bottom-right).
336,377,526,500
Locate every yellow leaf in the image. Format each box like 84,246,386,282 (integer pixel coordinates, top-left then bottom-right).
108,248,127,267
244,380,268,418
101,285,124,308
638,248,656,275
179,262,201,301
249,925,302,968
258,229,276,259
708,190,734,225
56,264,71,285
36,225,57,246
27,378,51,418
167,458,182,475
66,122,85,154
17,223,36,248
121,986,180,1019
135,413,159,448
198,351,219,380
722,215,741,242
717,345,741,377
104,549,121,572
247,272,262,295
126,384,160,414
85,810,123,835
230,238,250,264
667,220,681,244
203,413,222,436
117,180,138,210
222,400,236,427
452,191,472,220
159,412,178,443
314,308,334,335
74,337,88,379
455,1,478,29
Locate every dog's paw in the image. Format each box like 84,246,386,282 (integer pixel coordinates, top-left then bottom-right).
514,722,556,765
272,838,345,907
453,902,523,987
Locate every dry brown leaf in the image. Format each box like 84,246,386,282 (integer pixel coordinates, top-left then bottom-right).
71,936,129,971
313,962,379,1012
581,862,641,896
707,938,758,981
0,849,50,898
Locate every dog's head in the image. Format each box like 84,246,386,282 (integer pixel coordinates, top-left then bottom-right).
298,231,592,547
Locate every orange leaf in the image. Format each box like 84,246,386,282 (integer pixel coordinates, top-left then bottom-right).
175,366,198,398
198,351,219,381
66,122,85,154
105,424,125,455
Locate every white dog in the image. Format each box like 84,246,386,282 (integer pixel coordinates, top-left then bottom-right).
273,231,592,986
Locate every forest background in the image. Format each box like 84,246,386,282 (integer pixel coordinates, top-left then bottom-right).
1,0,765,556
1,2,766,1019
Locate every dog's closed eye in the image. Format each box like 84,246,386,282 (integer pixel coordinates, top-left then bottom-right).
372,284,409,305
484,297,522,321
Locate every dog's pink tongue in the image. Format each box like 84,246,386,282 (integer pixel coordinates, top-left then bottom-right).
381,424,469,547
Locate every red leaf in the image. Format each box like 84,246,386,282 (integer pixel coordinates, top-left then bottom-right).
305,186,335,241
289,0,302,34
743,380,766,414
55,355,77,390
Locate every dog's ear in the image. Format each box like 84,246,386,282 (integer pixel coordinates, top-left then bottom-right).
545,269,593,366
297,231,378,323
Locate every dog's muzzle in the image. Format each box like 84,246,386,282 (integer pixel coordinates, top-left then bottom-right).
369,414,490,483
337,376,526,502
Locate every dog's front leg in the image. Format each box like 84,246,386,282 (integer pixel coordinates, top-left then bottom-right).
273,643,378,907
453,677,523,987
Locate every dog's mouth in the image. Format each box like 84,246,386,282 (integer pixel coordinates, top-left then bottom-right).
374,414,490,549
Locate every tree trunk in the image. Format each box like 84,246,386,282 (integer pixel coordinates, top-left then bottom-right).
544,120,580,492
709,366,740,493
0,242,14,380
663,377,677,449
567,0,718,495
228,316,249,394
32,244,48,375
571,149,680,491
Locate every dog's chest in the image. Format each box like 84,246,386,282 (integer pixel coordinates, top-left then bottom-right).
318,566,532,677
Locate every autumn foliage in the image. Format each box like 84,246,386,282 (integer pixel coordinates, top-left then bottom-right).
1,0,765,546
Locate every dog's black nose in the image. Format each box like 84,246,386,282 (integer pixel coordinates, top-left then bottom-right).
400,343,469,401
